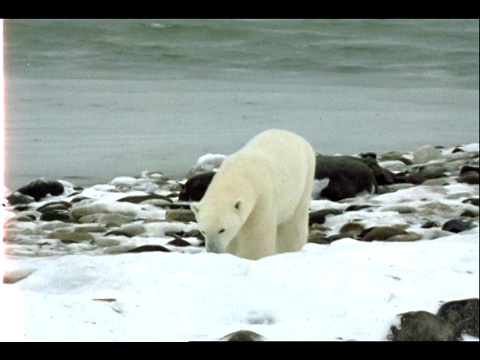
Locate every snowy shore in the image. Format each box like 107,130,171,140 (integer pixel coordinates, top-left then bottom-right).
1,143,479,341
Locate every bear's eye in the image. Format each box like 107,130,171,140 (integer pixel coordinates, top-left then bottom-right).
218,228,225,234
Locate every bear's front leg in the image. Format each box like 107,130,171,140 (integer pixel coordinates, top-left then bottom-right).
227,209,277,260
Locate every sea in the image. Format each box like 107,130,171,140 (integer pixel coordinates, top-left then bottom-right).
3,19,479,191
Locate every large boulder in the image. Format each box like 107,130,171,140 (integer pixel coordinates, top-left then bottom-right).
314,155,378,201
11,179,64,202
178,171,215,202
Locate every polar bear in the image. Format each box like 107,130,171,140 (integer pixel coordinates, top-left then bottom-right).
191,129,316,260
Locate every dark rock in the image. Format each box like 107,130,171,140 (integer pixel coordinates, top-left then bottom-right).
167,237,192,247
460,209,479,218
308,208,343,226
219,330,265,341
126,245,170,253
441,219,474,233
184,230,205,244
462,198,479,207
459,165,479,176
37,201,72,212
326,233,354,242
359,226,408,242
359,151,377,159
178,171,216,202
437,298,479,337
117,193,173,204
307,231,330,244
6,191,35,205
40,210,73,222
457,171,479,185
393,172,427,185
8,214,37,222
359,156,395,185
421,221,440,229
15,179,64,201
389,310,461,341
345,204,372,212
70,195,91,204
339,222,365,236
315,155,378,201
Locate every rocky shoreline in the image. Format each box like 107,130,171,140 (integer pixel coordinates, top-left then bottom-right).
2,143,479,341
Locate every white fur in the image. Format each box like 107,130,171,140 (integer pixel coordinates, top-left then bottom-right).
191,129,316,260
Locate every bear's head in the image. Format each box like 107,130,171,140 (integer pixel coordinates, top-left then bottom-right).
191,198,249,254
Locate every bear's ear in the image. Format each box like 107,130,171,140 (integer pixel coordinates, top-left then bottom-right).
234,200,241,211
191,202,200,214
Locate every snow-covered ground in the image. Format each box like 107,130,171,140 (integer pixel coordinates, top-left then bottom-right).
1,145,479,342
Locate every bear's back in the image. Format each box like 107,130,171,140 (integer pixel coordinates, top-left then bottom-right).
214,129,315,217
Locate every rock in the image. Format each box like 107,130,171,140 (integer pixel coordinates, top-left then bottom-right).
7,214,37,222
392,172,427,185
345,204,372,211
178,171,216,202
94,237,122,248
379,151,413,165
307,230,330,244
378,160,410,173
382,205,417,214
40,210,73,222
441,219,474,233
126,245,170,253
6,191,35,205
459,165,479,176
462,198,479,207
327,233,355,242
77,213,135,227
359,156,395,185
421,221,440,229
70,203,139,220
47,230,94,243
15,179,64,201
457,171,479,185
339,222,365,236
308,208,343,226
185,153,226,178
116,193,173,204
314,155,378,201
167,237,192,247
165,209,196,223
460,209,479,218
437,298,479,337
37,201,72,212
219,330,265,341
105,224,146,237
74,224,108,233
413,145,442,164
3,269,35,284
359,226,408,242
389,310,461,341
385,233,422,242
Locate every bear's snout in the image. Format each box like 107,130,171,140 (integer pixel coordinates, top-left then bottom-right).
205,239,224,254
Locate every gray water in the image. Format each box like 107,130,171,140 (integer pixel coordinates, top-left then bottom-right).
4,19,479,190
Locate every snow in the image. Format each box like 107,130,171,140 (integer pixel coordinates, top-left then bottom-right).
1,228,478,342
1,148,479,342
